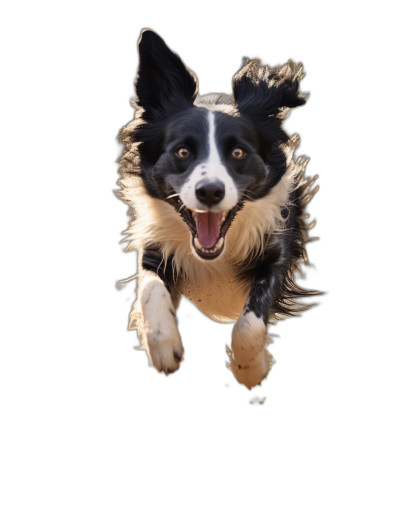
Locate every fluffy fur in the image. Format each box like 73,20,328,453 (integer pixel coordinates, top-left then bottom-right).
117,30,319,388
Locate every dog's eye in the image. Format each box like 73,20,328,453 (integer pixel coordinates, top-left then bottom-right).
232,147,245,159
177,147,190,158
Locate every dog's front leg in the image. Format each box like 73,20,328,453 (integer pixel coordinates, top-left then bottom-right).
133,248,184,375
229,259,287,389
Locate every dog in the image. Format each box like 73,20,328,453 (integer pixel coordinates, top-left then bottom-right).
118,30,318,389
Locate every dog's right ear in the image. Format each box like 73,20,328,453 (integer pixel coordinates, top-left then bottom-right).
135,30,198,120
233,60,307,127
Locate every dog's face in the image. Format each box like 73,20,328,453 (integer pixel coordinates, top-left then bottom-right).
145,107,274,260
129,30,306,261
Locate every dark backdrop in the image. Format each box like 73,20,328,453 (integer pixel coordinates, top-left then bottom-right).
74,14,350,438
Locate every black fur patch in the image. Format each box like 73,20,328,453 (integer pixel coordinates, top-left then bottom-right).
238,176,319,324
142,247,178,293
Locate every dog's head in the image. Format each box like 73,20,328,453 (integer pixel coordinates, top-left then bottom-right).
121,30,307,261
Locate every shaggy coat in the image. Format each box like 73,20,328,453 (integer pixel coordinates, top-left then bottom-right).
118,30,318,389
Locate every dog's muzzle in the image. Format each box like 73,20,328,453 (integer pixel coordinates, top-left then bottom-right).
180,203,242,260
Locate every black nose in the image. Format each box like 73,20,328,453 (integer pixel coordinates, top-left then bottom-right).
195,179,225,207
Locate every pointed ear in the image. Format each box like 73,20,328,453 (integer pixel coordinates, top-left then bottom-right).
233,60,307,123
135,30,198,119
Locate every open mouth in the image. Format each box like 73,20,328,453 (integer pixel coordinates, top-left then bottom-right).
180,204,242,260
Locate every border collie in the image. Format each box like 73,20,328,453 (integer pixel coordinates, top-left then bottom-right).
118,30,318,389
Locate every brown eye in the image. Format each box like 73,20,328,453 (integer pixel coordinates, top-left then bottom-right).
232,147,245,159
177,147,190,158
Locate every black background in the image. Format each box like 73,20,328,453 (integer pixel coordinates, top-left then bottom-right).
70,8,351,445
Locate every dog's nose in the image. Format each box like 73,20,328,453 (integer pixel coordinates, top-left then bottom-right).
195,179,225,207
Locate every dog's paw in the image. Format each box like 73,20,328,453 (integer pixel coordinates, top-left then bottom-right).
227,310,273,389
227,345,273,389
141,278,184,375
146,318,184,375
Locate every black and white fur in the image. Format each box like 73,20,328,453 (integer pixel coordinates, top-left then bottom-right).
118,30,318,389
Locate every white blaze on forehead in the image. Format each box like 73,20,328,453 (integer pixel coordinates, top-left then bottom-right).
208,111,220,167
179,111,239,212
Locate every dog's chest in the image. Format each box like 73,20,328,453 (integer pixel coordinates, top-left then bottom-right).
180,261,251,323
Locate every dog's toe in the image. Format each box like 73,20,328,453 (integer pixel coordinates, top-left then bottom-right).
147,327,184,375
173,350,182,362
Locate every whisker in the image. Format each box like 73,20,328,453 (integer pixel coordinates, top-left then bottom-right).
166,193,180,200
242,193,255,201
242,189,257,198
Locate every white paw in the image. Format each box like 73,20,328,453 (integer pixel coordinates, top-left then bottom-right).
141,278,184,375
145,316,184,375
228,310,273,389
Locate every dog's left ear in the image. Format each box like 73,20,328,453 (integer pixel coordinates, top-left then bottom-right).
135,30,198,120
233,60,307,123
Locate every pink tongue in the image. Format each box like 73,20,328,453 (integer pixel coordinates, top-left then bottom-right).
196,212,222,249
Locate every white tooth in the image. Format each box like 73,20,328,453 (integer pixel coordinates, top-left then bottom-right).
192,211,197,220
221,212,226,223
194,238,202,250
216,237,224,250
